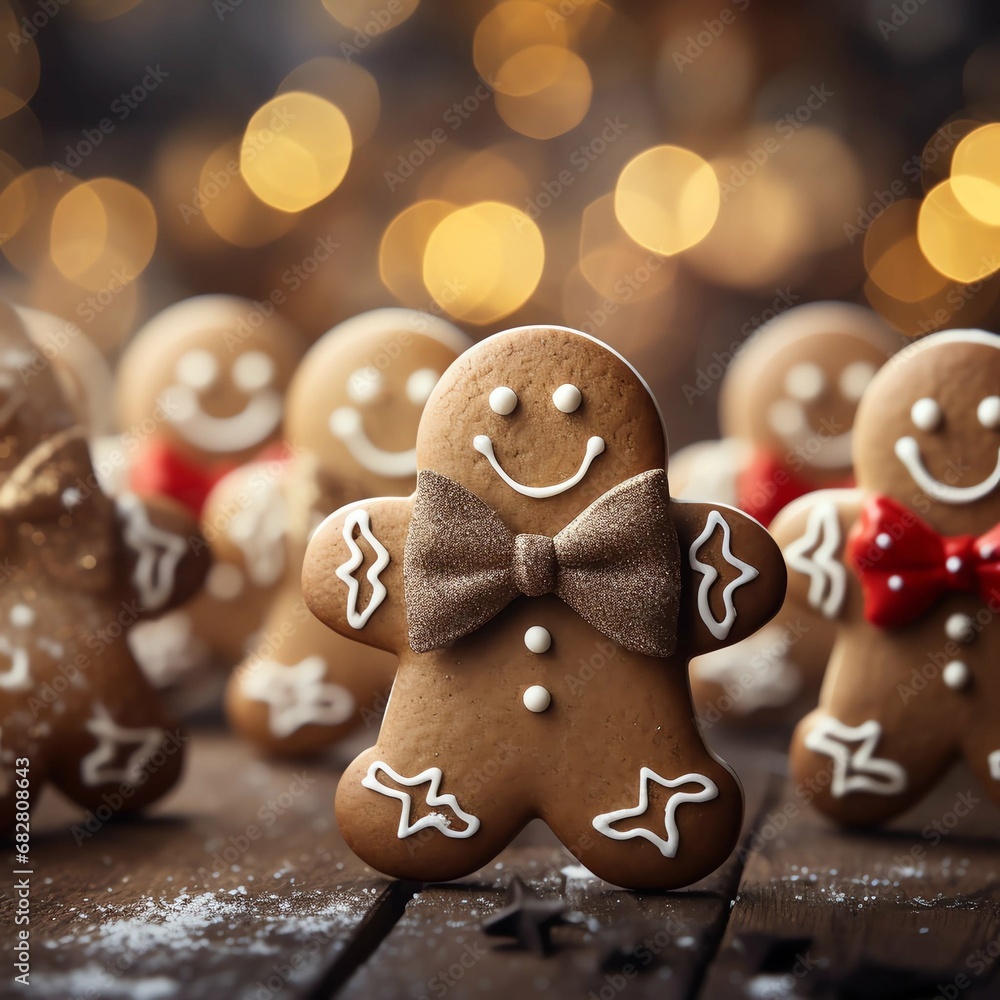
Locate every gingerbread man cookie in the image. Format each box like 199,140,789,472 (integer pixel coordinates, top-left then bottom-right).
672,303,898,724
773,329,1000,824
224,309,471,755
302,325,786,890
0,302,210,836
114,295,305,686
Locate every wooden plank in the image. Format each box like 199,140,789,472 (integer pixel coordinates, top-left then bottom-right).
701,759,1000,999
0,729,395,1000
340,739,783,1000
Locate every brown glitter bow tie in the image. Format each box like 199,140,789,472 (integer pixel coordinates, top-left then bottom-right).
403,468,680,657
0,429,116,590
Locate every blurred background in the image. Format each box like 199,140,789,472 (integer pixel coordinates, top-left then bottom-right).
1,0,998,444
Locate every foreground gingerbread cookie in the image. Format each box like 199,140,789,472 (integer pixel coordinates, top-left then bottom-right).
0,303,210,836
303,325,786,890
774,329,1000,825
673,303,898,724
224,310,471,754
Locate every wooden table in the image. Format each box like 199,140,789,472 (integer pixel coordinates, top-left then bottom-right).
4,726,1000,999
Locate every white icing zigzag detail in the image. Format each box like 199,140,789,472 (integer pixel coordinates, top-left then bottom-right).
591,767,719,859
804,717,907,798
241,656,355,737
336,509,391,630
688,510,760,641
784,501,847,619
989,750,1000,782
117,493,187,612
80,704,164,787
362,761,480,839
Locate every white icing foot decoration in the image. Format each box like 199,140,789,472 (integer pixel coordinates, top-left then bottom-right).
80,704,165,787
804,717,907,798
117,493,188,612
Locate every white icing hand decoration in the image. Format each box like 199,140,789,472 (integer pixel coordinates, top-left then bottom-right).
117,493,188,612
688,510,760,641
592,767,719,858
804,717,907,798
784,501,847,618
362,761,480,839
336,509,391,629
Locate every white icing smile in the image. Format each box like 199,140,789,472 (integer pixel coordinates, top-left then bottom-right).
162,384,283,453
330,406,417,478
895,436,1000,504
473,434,605,498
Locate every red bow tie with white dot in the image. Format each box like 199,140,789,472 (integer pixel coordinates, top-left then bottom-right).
847,494,1000,629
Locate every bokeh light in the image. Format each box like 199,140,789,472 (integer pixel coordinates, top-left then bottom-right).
473,2,570,83
0,167,79,275
380,199,455,307
864,199,948,304
495,48,593,139
422,201,544,323
0,2,40,120
951,123,1000,225
917,179,1000,284
322,0,418,33
240,92,353,213
614,146,720,256
278,58,380,147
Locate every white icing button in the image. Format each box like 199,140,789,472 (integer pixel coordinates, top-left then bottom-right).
489,386,518,415
982,544,997,559
406,368,439,405
552,383,582,413
522,685,551,713
839,360,876,401
9,604,34,628
524,626,552,654
206,562,244,601
942,660,969,690
946,556,963,573
910,397,942,432
876,532,892,550
978,395,1000,430
784,362,825,402
888,574,904,591
232,350,275,392
945,613,975,643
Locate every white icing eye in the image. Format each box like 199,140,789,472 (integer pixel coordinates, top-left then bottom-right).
174,350,219,391
910,397,942,432
232,350,275,392
977,395,1000,429
347,366,382,403
552,383,582,413
406,368,439,406
839,361,876,402
489,386,518,415
768,399,805,437
784,362,825,402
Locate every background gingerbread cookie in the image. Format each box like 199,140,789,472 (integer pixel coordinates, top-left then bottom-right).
225,309,471,755
774,329,1000,825
672,303,899,726
112,295,306,695
302,325,786,890
0,301,210,835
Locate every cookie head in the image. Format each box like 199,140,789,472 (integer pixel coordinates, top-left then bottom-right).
416,326,666,533
853,330,1000,530
284,309,470,496
116,295,304,465
721,303,896,480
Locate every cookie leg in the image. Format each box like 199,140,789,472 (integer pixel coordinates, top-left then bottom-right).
226,592,396,755
543,751,743,891
46,647,185,818
790,640,959,826
336,745,528,883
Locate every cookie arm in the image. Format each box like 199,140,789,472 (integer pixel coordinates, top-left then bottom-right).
672,500,787,658
769,489,860,621
302,496,412,656
116,494,212,617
